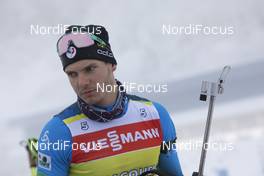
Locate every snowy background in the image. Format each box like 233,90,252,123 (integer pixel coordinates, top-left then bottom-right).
1,0,264,175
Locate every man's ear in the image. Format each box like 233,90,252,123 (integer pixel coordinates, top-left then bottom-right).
112,64,117,71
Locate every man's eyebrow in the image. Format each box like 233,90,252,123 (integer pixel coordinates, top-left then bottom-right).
81,63,97,71
65,70,75,74
65,63,98,73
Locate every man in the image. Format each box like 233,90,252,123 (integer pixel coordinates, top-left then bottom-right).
37,25,183,176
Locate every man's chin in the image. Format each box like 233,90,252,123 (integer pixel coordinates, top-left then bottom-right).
81,98,94,105
79,96,98,105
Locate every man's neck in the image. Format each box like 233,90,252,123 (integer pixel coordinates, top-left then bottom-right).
96,82,119,107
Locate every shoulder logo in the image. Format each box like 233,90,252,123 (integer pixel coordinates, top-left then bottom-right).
40,130,49,143
38,152,51,171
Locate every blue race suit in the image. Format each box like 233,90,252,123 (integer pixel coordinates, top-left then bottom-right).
37,95,183,176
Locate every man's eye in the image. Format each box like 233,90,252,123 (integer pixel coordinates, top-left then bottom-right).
85,66,97,73
68,72,77,78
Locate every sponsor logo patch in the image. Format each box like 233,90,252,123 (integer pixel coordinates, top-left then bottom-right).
97,49,114,58
112,165,156,176
38,152,51,171
66,46,76,59
71,120,162,163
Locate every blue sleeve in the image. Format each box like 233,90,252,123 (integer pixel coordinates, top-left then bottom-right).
153,102,183,176
37,116,72,176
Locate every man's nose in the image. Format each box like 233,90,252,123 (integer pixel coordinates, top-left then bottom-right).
77,73,91,88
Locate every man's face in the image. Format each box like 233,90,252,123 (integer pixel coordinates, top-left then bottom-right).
65,59,116,105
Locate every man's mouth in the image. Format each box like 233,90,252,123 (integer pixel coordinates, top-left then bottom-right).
81,89,97,97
